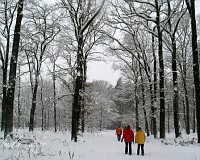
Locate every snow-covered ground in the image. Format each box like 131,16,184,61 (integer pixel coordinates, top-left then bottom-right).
0,129,200,160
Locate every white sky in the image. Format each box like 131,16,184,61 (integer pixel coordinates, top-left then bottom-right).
87,61,120,86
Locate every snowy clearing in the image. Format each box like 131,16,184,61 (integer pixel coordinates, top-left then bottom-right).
0,129,200,160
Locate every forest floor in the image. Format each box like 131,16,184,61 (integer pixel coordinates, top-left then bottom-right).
0,129,200,160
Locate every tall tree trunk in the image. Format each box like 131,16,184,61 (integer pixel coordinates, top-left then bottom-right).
29,83,38,131
2,51,9,131
192,88,196,133
171,28,181,138
81,59,87,133
155,0,165,138
71,30,83,141
184,80,190,134
4,0,24,138
1,7,11,132
40,86,44,131
140,35,156,137
17,64,21,129
71,72,82,141
53,60,57,132
179,42,190,134
167,0,181,138
139,65,150,136
1,66,6,131
152,30,158,138
185,0,200,143
181,64,190,134
135,85,139,130
171,38,181,138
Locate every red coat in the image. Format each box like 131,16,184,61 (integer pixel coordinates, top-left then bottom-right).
121,128,134,142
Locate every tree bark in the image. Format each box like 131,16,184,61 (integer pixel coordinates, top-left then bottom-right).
71,26,84,141
155,0,165,139
17,64,21,129
29,83,38,131
81,59,87,133
152,30,157,138
139,64,150,136
184,79,190,134
40,85,44,131
166,0,181,138
71,68,83,141
53,60,57,132
185,0,200,143
1,1,13,131
171,37,181,138
4,0,24,138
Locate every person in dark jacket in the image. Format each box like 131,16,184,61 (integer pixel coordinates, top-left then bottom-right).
121,125,134,155
135,127,146,156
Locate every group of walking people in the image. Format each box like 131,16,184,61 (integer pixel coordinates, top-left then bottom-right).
116,125,146,156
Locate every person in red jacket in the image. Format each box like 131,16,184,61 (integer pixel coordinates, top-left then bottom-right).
121,125,134,155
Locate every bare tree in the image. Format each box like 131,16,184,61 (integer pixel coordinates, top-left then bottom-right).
104,0,155,137
163,0,186,138
173,12,192,135
45,45,61,132
119,0,167,138
185,0,200,143
4,0,24,138
0,0,17,131
21,1,62,131
61,0,106,141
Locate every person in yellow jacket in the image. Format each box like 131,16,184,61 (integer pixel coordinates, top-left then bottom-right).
135,127,146,156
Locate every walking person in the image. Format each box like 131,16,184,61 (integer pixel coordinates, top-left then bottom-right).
121,125,134,155
116,126,122,141
135,127,146,156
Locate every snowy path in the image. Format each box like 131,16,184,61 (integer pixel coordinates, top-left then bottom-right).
74,130,200,160
1,130,200,160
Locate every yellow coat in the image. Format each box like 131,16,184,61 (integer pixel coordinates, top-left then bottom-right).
135,130,146,144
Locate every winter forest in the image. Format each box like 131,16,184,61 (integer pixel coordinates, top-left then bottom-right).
0,0,200,156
